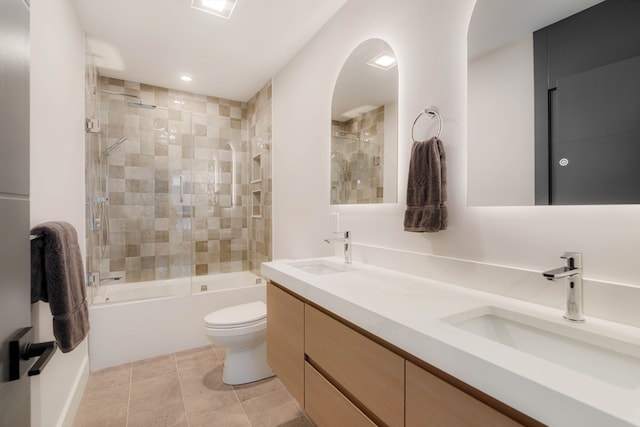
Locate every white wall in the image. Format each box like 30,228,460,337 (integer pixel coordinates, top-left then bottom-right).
383,100,398,203
272,0,640,323
30,0,89,425
468,34,534,206
274,0,473,260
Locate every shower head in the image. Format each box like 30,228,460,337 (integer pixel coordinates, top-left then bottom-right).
127,101,157,109
99,136,127,161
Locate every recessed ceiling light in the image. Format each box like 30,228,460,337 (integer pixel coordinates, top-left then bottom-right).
366,51,397,70
191,0,238,19
202,0,226,12
180,75,192,82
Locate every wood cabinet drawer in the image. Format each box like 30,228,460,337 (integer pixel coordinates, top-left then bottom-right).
406,361,523,427
305,362,377,427
305,305,404,427
266,283,305,406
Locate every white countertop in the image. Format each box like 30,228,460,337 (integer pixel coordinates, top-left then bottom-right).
261,257,640,427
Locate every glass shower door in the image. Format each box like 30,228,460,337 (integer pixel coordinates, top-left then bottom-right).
156,108,194,289
87,91,196,302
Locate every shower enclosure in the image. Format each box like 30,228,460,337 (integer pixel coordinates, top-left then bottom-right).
330,105,385,204
85,75,272,303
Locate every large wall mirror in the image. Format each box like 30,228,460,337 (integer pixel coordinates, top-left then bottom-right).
468,0,640,206
331,38,398,205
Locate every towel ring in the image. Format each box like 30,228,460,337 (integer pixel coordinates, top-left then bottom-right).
411,106,443,142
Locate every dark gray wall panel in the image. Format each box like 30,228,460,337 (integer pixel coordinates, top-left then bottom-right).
534,0,640,205
0,0,29,196
551,133,640,204
556,56,640,143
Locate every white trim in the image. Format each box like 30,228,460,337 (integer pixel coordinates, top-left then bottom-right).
58,355,90,427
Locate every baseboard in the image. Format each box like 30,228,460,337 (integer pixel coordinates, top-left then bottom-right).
58,354,90,427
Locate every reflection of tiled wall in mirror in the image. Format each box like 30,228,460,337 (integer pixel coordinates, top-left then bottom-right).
330,106,384,204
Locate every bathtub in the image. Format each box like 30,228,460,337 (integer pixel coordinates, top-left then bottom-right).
91,271,260,304
88,271,266,371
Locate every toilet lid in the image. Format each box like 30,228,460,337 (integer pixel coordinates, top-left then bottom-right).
205,301,266,328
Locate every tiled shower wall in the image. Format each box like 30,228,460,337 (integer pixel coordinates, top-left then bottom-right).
86,76,272,283
247,83,272,272
330,105,384,204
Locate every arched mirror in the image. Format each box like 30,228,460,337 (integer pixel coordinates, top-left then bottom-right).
468,0,640,206
331,38,398,205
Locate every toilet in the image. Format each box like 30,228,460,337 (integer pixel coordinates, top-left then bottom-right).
204,301,274,385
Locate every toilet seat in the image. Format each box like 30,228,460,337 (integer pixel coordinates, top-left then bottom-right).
205,301,266,329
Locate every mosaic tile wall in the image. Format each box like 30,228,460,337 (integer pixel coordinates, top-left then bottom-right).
86,76,271,283
330,106,384,204
247,83,273,273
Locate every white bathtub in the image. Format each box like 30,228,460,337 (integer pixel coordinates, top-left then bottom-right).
92,271,260,304
88,271,265,371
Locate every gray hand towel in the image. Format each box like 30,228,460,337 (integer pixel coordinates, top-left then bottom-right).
31,221,90,353
404,137,447,232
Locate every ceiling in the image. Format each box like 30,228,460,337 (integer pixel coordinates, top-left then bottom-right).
468,0,604,60
331,38,397,122
72,0,347,101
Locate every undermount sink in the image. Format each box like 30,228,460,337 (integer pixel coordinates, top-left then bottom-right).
287,260,349,275
443,306,640,390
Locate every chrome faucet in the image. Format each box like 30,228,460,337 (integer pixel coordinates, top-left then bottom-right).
324,231,351,264
542,252,585,322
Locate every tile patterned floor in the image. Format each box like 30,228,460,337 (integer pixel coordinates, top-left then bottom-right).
73,345,314,427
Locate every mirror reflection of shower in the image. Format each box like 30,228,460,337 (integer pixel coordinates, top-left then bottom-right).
93,136,127,257
331,153,351,204
330,128,381,204
334,129,370,144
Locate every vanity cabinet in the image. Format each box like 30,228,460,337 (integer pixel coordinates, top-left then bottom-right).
267,281,535,427
305,362,377,427
406,361,521,427
266,283,305,405
305,305,404,427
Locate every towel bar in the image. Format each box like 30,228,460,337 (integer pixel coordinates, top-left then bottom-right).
8,327,57,381
411,106,442,142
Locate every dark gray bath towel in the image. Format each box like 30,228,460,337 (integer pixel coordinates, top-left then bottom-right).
31,221,89,353
404,137,447,232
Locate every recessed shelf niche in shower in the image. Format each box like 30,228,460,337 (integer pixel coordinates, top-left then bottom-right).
251,153,262,184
